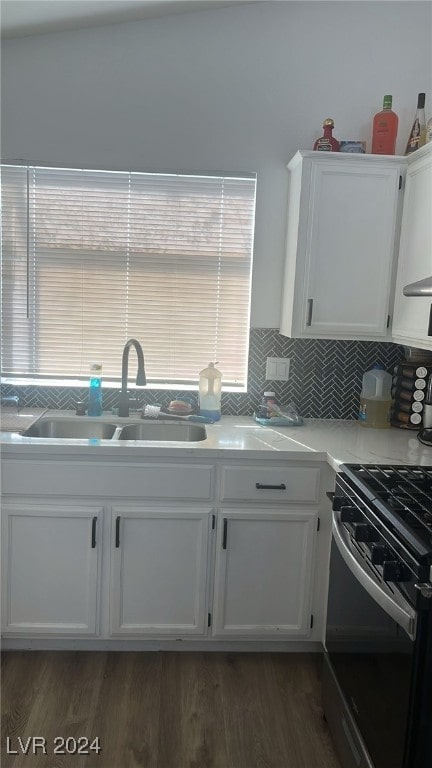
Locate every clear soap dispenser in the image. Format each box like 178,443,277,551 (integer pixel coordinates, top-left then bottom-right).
199,362,222,421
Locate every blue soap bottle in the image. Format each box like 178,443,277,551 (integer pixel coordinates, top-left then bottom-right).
88,362,103,416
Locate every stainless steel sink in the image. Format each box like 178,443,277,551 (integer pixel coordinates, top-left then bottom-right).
118,422,207,442
23,418,118,439
21,415,207,442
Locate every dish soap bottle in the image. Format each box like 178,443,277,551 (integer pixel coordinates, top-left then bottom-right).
88,362,103,416
199,362,222,422
358,364,392,429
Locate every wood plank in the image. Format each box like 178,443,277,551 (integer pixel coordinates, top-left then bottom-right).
157,652,229,768
84,651,162,768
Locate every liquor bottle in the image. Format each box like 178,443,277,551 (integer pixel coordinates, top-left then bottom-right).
313,119,340,152
405,93,426,155
371,95,398,155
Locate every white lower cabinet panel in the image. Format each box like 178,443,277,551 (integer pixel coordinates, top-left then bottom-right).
110,506,211,636
212,509,317,638
1,503,102,635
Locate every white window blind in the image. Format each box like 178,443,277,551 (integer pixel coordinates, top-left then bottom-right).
1,165,256,387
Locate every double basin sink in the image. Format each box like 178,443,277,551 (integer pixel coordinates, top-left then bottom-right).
23,416,207,443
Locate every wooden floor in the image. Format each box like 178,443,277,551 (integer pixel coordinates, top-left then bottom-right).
1,651,340,768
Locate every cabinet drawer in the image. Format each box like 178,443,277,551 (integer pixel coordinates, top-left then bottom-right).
2,461,214,500
220,465,320,503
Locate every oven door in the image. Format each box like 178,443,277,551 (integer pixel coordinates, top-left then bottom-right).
324,511,417,768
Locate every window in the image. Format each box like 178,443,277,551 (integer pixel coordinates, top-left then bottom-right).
1,165,256,389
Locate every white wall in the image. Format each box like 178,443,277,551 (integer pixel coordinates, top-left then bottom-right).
2,1,431,327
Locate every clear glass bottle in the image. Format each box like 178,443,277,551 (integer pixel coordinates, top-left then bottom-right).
88,362,103,416
313,119,340,152
371,95,398,155
405,93,426,155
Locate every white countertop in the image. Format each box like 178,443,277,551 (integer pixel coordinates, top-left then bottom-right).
2,412,432,470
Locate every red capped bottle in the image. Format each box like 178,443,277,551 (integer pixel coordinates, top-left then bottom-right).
313,118,340,152
371,95,399,155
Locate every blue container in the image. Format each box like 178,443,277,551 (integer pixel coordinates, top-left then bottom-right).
88,363,103,416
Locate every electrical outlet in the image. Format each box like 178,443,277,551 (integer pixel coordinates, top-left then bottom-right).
265,357,290,381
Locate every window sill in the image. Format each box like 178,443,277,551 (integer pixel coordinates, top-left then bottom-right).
1,377,247,394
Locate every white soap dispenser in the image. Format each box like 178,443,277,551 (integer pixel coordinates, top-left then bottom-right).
199,362,222,421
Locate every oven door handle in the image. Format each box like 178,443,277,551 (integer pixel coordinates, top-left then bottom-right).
332,514,417,641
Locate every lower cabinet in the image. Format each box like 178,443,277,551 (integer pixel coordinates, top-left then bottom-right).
1,502,102,635
109,506,212,636
212,509,318,638
1,460,323,644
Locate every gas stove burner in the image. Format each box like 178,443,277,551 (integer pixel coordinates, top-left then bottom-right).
339,464,432,564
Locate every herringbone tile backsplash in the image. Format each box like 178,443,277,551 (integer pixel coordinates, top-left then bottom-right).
2,330,404,420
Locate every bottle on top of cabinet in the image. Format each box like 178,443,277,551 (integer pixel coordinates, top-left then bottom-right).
405,93,427,155
198,362,222,421
358,364,392,429
371,95,399,155
313,119,340,152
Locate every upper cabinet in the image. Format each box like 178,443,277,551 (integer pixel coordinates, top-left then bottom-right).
392,143,432,350
280,151,404,341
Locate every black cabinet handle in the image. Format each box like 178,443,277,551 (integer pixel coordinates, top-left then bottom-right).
428,304,432,337
222,518,228,550
115,516,121,548
255,483,286,490
91,516,97,548
306,298,314,326
326,491,335,502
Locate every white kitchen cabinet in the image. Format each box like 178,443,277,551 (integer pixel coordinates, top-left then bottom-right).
212,508,318,638
392,143,432,350
280,151,404,340
1,452,327,647
1,502,102,635
110,506,212,636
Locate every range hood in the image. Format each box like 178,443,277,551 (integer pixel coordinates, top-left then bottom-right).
403,276,432,297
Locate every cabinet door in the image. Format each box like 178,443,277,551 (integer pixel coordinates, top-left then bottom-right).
281,152,403,340
110,507,211,636
212,509,317,638
1,503,102,635
392,145,432,349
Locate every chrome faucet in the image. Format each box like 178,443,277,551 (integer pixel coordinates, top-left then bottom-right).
118,338,146,417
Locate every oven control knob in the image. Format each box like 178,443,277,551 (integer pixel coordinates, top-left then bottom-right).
332,496,350,512
340,506,363,523
370,544,390,565
382,561,411,583
352,523,380,543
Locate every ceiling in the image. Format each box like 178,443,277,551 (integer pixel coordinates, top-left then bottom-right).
1,0,254,39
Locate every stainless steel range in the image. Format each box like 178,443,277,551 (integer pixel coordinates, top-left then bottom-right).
323,464,432,768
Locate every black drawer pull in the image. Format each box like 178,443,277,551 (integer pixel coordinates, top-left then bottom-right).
91,516,97,548
222,518,228,550
255,483,286,490
115,516,121,548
